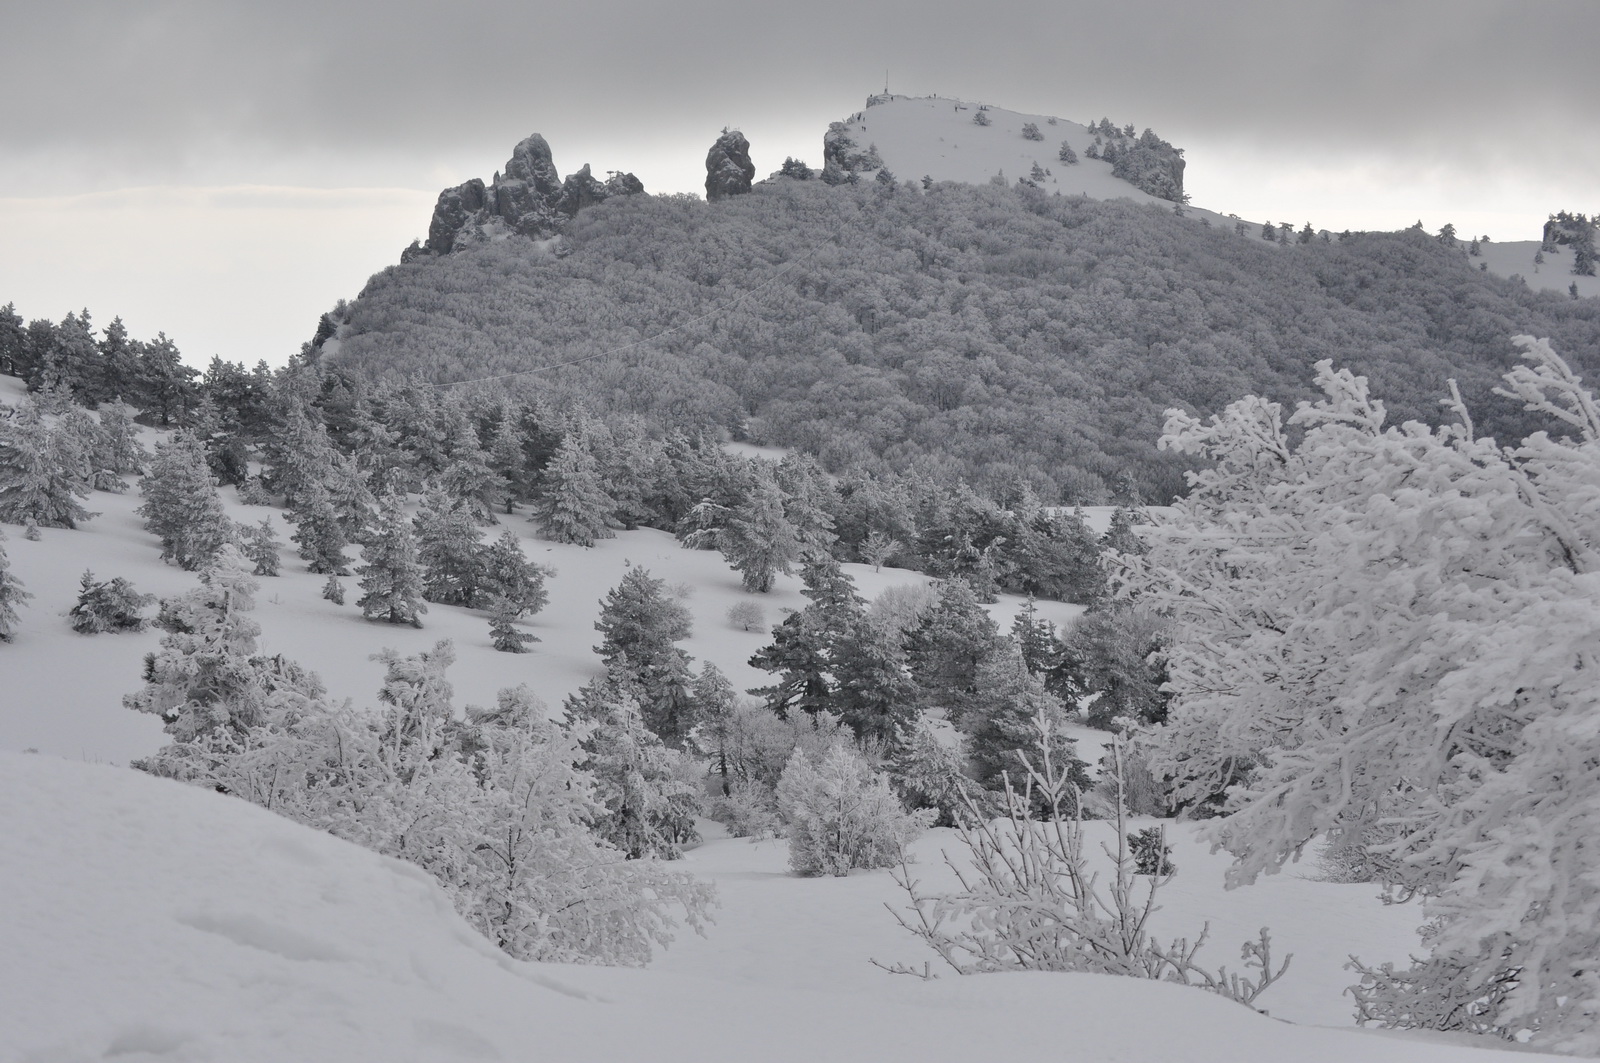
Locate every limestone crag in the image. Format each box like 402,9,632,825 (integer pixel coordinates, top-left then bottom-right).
404,134,644,261
704,130,755,202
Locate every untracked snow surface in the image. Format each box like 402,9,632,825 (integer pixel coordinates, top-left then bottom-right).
0,751,1554,1062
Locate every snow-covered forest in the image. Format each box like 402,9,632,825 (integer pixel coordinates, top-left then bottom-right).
6,101,1600,1059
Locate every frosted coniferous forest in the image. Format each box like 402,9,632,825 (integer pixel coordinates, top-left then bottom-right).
5,88,1600,1062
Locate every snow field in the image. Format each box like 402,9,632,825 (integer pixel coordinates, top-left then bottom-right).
1,751,1551,1062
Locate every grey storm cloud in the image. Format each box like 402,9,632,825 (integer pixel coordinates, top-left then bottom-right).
4,0,1598,194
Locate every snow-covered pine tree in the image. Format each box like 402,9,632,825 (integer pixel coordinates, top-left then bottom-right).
94,399,147,480
357,494,427,627
904,578,1003,718
414,486,487,607
488,596,536,652
593,566,696,743
890,712,975,827
438,418,506,525
69,570,154,633
0,528,32,640
0,403,95,528
287,480,350,575
533,424,616,546
321,574,345,605
568,677,702,858
480,527,549,618
138,431,233,569
243,518,282,577
962,641,1089,806
717,463,801,593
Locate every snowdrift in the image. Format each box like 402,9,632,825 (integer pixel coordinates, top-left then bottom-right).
0,750,1549,1062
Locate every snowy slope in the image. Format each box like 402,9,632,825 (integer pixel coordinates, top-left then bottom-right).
0,376,1085,766
1,749,1553,1062
1475,238,1600,299
830,94,1232,226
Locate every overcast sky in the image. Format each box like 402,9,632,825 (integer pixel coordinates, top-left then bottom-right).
2,0,1595,367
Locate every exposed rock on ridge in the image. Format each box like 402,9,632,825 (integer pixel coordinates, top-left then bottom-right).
404,134,645,261
704,130,755,202
820,122,883,185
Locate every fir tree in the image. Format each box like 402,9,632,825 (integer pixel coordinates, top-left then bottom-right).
357,494,427,627
905,579,1002,717
414,487,487,607
287,480,350,575
533,427,616,546
138,432,232,569
243,518,282,577
69,570,155,633
0,405,95,529
1011,596,1059,675
594,566,696,743
0,529,32,641
488,596,536,652
718,465,801,593
479,528,549,618
691,663,739,795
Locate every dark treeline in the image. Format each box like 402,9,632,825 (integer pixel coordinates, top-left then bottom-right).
328,179,1600,503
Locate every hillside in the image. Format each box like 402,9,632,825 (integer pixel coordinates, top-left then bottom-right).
330,176,1600,503
3,748,1554,1062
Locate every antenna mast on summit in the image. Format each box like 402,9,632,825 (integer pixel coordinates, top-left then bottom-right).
884,70,889,94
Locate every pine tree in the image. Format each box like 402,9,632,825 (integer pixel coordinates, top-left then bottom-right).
905,579,1002,717
138,432,232,569
438,419,506,524
69,570,155,633
414,487,487,606
357,494,427,627
533,427,616,546
962,643,1090,806
243,518,282,577
287,480,349,575
718,465,801,593
0,529,32,641
1058,141,1078,165
691,663,739,795
321,574,346,606
488,596,536,652
594,566,696,743
479,528,549,618
1011,596,1059,675
0,405,95,528
569,677,701,858
95,400,148,479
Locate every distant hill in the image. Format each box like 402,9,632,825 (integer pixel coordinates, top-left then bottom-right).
326,101,1600,504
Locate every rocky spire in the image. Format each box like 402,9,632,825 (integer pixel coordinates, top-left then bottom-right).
704,130,755,203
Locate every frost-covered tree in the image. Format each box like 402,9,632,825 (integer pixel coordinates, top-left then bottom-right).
69,570,154,633
1058,141,1078,165
568,678,702,858
1021,122,1043,141
0,528,31,640
357,494,427,627
138,432,232,569
904,578,1002,717
962,642,1089,805
717,464,801,593
1120,338,1600,1051
479,527,548,618
286,480,349,575
594,566,696,743
243,518,282,577
890,713,975,827
0,405,95,529
533,425,615,546
776,741,933,876
321,574,346,605
488,596,536,652
414,486,487,607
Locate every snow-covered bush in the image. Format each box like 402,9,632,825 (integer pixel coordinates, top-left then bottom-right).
776,741,933,877
881,724,1289,1007
1126,827,1175,876
1120,337,1600,1049
132,636,716,967
69,570,154,633
707,779,783,840
726,600,765,631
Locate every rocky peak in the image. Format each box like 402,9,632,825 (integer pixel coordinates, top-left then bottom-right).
403,135,645,262
704,130,755,202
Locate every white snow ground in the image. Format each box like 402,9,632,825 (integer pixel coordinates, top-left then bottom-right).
0,750,1553,1062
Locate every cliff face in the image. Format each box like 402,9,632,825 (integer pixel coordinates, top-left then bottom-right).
404,135,645,260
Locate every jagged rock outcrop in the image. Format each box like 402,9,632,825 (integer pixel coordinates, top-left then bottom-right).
704,130,755,202
403,134,644,261
820,121,883,185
